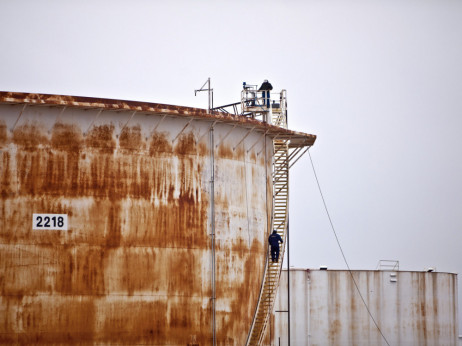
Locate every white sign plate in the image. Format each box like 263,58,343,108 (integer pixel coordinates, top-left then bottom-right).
32,214,68,230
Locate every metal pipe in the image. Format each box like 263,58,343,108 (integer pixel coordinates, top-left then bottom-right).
307,270,311,346
208,78,211,113
287,217,290,346
198,120,217,143
211,101,241,110
210,124,216,346
195,78,213,114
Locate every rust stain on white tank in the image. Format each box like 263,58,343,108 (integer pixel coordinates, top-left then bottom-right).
272,269,458,345
0,92,315,344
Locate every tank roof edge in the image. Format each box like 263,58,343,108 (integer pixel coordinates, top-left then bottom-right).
282,268,458,275
0,91,316,146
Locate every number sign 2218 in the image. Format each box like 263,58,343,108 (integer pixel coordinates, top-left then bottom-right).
33,214,68,230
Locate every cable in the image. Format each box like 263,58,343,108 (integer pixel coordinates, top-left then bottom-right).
308,148,391,346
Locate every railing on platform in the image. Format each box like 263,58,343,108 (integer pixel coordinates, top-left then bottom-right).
211,86,287,126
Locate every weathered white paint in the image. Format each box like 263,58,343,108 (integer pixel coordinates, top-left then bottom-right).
0,100,274,344
272,269,458,346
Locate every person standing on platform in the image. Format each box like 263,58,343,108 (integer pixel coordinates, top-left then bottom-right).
258,79,273,108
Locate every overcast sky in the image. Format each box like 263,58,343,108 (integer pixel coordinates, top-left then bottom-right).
1,0,461,334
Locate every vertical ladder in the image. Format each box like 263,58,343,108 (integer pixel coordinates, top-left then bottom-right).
246,108,289,345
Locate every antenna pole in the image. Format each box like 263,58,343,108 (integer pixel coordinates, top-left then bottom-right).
195,77,213,113
208,78,211,113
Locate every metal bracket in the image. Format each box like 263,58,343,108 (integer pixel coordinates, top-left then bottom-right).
56,106,67,124
247,130,269,153
215,124,236,148
11,104,27,132
198,120,218,143
233,126,256,151
118,110,137,138
288,146,311,169
273,145,302,179
147,114,167,140
84,108,103,135
172,118,194,143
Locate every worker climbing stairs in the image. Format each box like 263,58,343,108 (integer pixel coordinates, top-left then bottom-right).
246,100,289,345
212,82,314,345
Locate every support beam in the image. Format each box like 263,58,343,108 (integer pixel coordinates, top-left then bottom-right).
84,109,103,135
247,130,268,153
215,124,236,148
118,110,137,138
233,126,256,151
172,118,194,143
11,104,27,131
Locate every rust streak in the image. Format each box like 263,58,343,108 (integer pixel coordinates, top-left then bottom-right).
0,102,273,344
0,91,317,146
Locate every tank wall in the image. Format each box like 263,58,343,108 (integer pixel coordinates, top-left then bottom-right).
0,104,272,344
272,269,458,346
213,123,272,342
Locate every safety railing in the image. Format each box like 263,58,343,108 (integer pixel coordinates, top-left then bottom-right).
246,103,289,345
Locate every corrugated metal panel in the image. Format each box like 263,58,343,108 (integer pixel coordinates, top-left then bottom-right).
272,269,458,346
0,101,274,344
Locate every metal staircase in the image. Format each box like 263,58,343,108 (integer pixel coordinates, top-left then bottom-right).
246,104,289,345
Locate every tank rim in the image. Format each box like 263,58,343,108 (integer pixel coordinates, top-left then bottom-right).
0,91,316,147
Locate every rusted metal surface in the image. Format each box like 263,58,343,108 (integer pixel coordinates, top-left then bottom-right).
271,269,459,346
0,99,278,344
0,91,316,147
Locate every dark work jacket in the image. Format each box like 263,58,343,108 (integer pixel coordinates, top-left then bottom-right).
258,81,273,91
268,233,283,247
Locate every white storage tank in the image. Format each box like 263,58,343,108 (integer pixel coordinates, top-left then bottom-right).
272,268,458,346
0,91,315,344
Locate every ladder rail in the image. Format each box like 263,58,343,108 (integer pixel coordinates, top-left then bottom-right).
246,108,289,345
255,140,288,345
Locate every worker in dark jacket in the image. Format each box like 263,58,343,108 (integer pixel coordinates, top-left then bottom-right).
258,79,273,108
268,230,283,262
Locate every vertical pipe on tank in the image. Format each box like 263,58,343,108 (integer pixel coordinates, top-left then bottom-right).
307,270,311,346
208,78,211,114
287,217,290,346
210,123,216,345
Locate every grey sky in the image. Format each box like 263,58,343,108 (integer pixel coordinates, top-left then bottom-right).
1,0,461,334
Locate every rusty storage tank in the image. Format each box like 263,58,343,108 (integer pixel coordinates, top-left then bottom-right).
0,91,315,344
272,268,459,346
